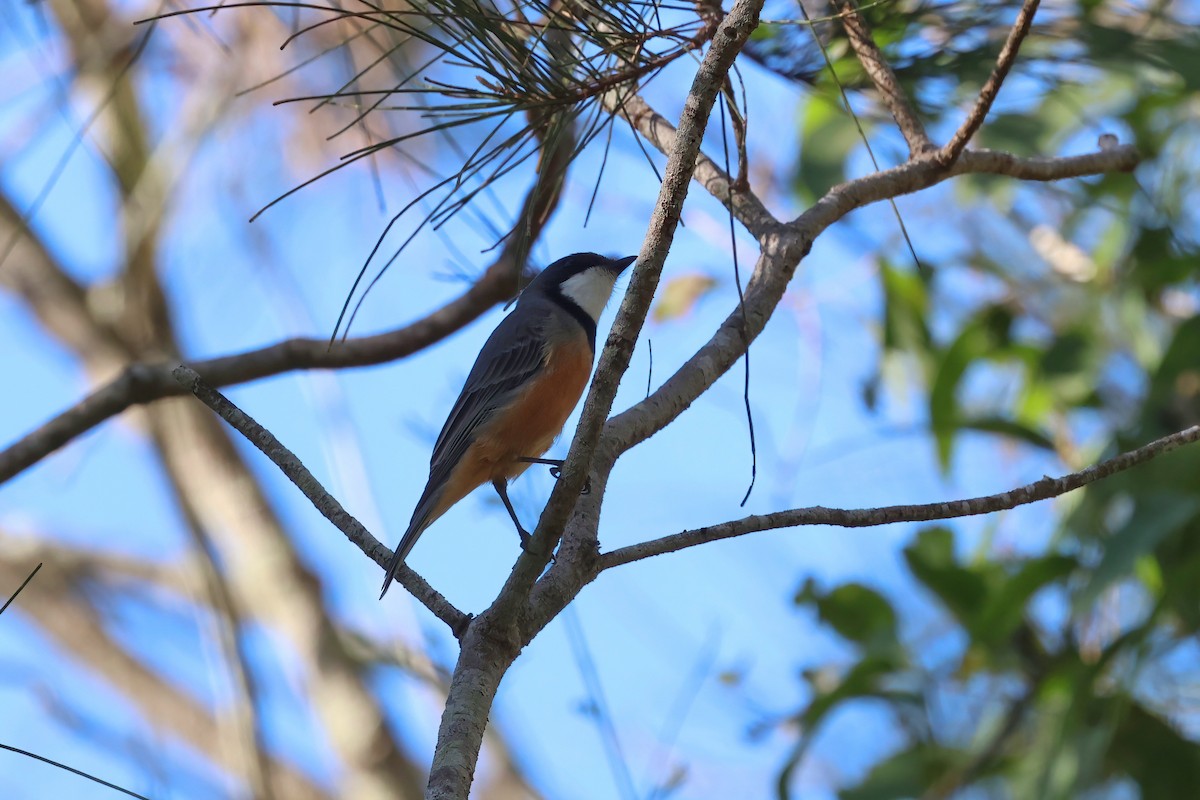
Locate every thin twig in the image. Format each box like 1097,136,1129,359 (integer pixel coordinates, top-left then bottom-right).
937,0,1041,166
0,562,42,616
599,425,1200,569
717,93,757,506
807,2,929,277
0,743,152,800
170,366,469,634
604,92,779,239
720,79,749,188
835,1,932,155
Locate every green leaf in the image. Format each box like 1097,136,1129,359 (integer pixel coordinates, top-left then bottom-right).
1075,493,1200,610
929,323,992,471
1153,37,1200,91
958,415,1056,452
795,95,859,203
1142,315,1200,427
974,555,1076,645
978,113,1053,154
839,745,963,800
880,261,931,353
1129,226,1198,293
799,654,904,732
1039,331,1091,378
903,527,987,628
797,580,898,650
1109,702,1200,797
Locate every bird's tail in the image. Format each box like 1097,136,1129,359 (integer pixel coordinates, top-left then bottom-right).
379,484,442,598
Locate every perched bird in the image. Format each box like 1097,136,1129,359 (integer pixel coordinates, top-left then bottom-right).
380,252,636,597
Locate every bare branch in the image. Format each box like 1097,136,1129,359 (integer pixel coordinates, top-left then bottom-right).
607,92,779,238
171,365,470,634
937,0,1041,166
0,256,520,485
603,143,1139,458
425,4,769,799
0,532,201,594
599,425,1200,569
802,145,1140,232
836,1,933,156
522,0,768,580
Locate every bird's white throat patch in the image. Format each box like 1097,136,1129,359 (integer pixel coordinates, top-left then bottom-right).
559,268,618,321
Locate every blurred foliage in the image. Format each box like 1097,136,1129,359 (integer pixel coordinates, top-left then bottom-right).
652,272,720,322
761,0,1200,795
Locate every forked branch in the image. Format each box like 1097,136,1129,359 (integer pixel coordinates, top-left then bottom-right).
938,0,1041,165
492,0,769,605
171,366,469,634
836,1,932,155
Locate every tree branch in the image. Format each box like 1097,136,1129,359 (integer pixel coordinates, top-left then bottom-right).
176,497,278,800
599,425,1200,569
937,0,1041,166
0,253,520,485
170,365,469,634
605,92,780,239
836,1,933,156
517,0,768,584
602,143,1138,459
425,3,768,798
800,144,1140,232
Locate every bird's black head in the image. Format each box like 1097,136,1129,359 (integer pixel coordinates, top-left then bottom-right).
515,252,636,351
527,252,635,290
522,252,636,322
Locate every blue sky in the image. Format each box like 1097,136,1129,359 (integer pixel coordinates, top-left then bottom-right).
0,5,1087,798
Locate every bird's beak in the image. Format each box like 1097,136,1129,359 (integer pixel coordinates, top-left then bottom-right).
609,255,637,273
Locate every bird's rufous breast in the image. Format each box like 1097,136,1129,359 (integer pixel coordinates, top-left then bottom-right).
478,334,593,480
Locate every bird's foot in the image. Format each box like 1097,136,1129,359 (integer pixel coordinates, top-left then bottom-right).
517,456,590,495
519,531,556,564
547,464,591,496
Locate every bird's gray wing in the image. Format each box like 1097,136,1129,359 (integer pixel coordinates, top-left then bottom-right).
428,309,548,478
380,307,548,596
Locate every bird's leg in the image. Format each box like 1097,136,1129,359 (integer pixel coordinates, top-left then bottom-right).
492,478,530,548
514,457,591,495
492,478,555,561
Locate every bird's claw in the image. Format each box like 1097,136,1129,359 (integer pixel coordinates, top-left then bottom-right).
548,465,591,495
519,533,556,564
